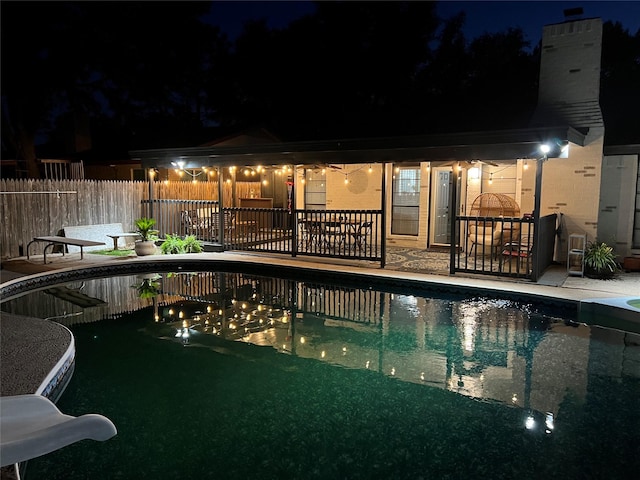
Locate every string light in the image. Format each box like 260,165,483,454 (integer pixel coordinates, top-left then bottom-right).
489,172,493,185
368,164,373,174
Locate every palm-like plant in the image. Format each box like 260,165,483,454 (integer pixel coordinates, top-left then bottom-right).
584,241,619,279
134,217,157,242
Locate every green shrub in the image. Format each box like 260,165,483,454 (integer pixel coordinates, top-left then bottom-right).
160,234,203,254
584,240,619,279
160,234,186,254
183,235,203,253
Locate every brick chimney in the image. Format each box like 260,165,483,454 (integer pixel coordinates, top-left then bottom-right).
531,17,604,132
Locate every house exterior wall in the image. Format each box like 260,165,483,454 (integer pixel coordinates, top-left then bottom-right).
533,17,605,260
541,134,605,260
537,19,603,107
598,154,639,257
325,164,382,210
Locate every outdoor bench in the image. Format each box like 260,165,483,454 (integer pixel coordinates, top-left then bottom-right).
105,232,140,250
63,223,137,252
26,236,105,264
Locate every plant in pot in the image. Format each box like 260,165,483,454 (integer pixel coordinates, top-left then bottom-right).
584,240,619,279
134,217,158,256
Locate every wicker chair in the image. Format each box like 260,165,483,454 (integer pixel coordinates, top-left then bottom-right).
468,193,521,257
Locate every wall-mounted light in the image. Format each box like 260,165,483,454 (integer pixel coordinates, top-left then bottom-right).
468,167,480,179
539,140,569,159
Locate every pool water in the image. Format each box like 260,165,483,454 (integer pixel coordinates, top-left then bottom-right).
4,271,639,479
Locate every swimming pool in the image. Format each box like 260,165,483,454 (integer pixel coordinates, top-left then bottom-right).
3,269,640,479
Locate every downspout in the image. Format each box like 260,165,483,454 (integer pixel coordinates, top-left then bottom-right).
449,166,458,275
147,168,154,219
380,162,386,268
532,156,545,281
292,165,298,257
217,167,225,248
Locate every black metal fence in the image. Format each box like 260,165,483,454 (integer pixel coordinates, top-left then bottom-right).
143,200,383,264
144,198,559,280
294,210,383,263
454,214,557,281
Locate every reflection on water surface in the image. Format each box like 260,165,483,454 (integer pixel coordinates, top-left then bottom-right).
3,271,639,479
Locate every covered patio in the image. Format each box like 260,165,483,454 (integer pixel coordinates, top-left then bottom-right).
130,126,584,281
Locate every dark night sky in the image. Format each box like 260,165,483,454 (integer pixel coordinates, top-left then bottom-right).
206,1,640,47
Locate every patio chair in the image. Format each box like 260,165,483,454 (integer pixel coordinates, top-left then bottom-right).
299,219,325,251
501,241,533,273
468,193,521,258
468,222,504,259
181,210,212,240
207,211,236,242
350,221,373,254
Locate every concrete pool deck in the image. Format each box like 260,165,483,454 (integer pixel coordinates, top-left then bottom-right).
1,249,638,303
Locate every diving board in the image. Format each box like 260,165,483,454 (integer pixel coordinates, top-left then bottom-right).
0,394,117,467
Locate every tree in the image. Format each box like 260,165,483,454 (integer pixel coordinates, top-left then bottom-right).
1,1,224,176
600,21,640,144
214,1,439,139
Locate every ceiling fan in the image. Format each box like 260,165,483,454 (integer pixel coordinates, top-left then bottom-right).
307,164,342,171
464,159,499,167
439,159,499,169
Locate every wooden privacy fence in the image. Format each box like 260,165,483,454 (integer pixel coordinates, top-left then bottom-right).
153,180,262,206
0,179,148,258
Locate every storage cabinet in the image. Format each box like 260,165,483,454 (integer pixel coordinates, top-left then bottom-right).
567,234,586,277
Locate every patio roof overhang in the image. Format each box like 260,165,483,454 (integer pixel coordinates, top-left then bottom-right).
130,126,586,170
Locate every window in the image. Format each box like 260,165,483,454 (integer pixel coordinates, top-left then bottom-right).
392,166,420,235
304,169,326,210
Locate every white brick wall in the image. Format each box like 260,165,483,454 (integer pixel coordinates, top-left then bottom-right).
538,19,603,107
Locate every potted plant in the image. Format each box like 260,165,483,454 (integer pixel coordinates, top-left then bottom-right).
134,217,158,256
584,240,619,279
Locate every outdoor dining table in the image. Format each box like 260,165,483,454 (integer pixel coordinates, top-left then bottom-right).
300,217,364,252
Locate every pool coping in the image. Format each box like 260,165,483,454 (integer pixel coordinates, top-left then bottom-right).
1,255,581,307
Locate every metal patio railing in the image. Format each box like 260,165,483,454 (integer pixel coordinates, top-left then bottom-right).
143,200,384,265
453,214,557,281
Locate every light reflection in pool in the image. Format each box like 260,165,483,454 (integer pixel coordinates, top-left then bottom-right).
3,270,639,478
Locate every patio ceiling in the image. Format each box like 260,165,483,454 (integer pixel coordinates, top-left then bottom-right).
131,126,586,170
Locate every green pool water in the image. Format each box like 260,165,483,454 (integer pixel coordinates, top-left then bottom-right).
9,272,640,479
